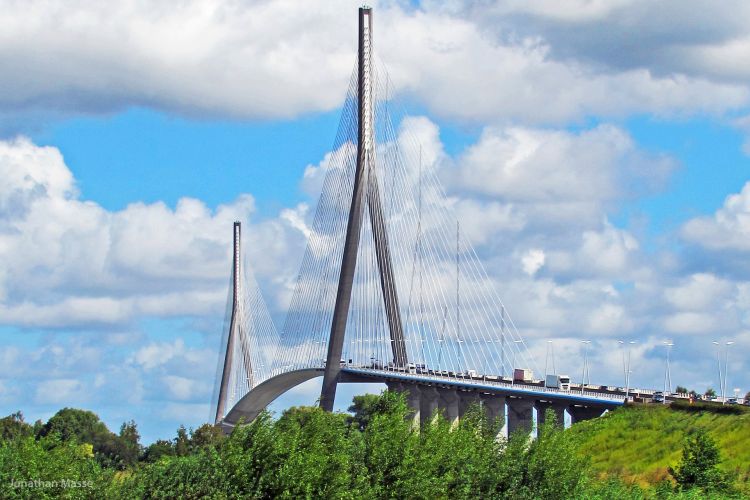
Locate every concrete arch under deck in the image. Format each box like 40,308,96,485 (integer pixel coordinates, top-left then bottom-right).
223,368,324,429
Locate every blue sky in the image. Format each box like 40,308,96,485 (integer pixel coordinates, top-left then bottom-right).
2,0,750,443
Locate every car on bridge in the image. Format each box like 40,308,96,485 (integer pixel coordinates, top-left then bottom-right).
652,391,665,403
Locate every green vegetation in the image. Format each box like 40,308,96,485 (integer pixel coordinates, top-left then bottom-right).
1,396,747,498
572,402,750,493
670,429,733,493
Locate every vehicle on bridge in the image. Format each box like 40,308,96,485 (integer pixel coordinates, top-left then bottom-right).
514,368,534,383
545,374,571,391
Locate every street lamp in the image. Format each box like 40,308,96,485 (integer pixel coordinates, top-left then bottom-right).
580,340,591,393
663,341,674,404
724,341,734,404
624,341,636,401
544,340,555,380
712,341,723,401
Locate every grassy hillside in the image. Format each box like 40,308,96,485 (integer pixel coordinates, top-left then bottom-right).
571,403,750,491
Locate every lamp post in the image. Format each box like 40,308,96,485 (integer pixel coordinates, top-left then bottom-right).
712,341,723,401
618,340,626,387
580,340,591,393
623,341,636,401
663,341,674,404
723,341,734,404
544,340,555,381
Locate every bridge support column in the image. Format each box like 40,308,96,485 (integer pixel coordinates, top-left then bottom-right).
507,397,534,436
438,388,459,427
480,395,505,434
420,386,440,427
458,391,480,418
387,382,421,428
568,405,603,424
535,400,566,430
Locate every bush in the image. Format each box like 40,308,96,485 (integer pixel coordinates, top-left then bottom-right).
669,429,734,494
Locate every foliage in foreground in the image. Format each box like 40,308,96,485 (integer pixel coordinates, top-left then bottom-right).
0,394,745,499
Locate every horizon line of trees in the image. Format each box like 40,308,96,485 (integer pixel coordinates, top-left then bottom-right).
0,392,742,499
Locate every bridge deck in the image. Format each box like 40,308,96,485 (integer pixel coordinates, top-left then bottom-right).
341,367,626,407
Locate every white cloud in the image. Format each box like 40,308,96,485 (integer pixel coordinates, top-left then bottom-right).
34,378,82,405
434,0,750,84
521,248,545,276
379,7,748,124
682,181,750,251
0,136,312,328
132,339,187,371
664,273,734,311
0,1,747,129
162,375,210,401
662,312,718,335
450,124,673,204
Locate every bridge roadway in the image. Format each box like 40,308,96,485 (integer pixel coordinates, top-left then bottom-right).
221,364,626,434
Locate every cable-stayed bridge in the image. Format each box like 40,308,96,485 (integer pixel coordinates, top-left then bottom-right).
213,7,628,435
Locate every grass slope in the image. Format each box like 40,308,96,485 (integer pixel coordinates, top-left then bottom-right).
570,403,750,490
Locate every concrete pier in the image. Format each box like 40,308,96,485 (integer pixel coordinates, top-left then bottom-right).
535,400,566,429
458,391,480,418
418,386,439,426
507,397,534,435
438,388,459,427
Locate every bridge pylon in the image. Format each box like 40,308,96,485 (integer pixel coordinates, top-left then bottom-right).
320,6,407,411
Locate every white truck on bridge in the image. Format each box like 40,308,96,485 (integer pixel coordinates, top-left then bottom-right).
545,374,571,391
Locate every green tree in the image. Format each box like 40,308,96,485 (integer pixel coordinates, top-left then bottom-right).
37,407,133,469
190,423,225,449
705,388,717,398
265,406,359,498
675,386,688,395
347,393,381,431
142,439,175,463
394,403,499,499
519,410,589,499
221,412,277,497
174,425,190,457
119,448,229,499
669,429,733,493
38,408,109,444
116,420,141,468
0,412,33,441
360,391,416,497
0,433,111,498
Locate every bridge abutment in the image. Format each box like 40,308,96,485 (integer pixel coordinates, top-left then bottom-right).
507,397,534,436
568,405,603,424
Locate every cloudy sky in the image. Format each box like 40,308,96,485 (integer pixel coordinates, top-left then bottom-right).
2,0,750,442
